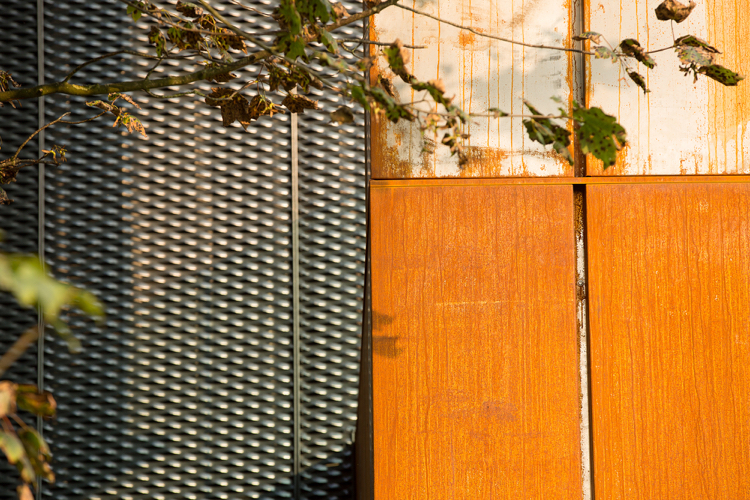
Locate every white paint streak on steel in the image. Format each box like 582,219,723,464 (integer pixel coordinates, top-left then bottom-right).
587,0,750,174
373,0,572,177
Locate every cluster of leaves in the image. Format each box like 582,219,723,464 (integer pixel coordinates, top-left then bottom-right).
0,71,20,108
0,381,56,500
576,0,742,93
206,88,282,129
354,39,471,163
131,1,247,58
273,0,347,61
520,99,626,168
86,93,148,138
0,241,103,498
0,252,104,350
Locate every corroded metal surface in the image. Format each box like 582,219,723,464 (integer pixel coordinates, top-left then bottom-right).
588,183,750,498
586,0,750,175
371,0,575,178
371,184,581,498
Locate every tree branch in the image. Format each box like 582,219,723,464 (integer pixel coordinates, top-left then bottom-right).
0,0,398,103
394,3,595,56
0,53,266,102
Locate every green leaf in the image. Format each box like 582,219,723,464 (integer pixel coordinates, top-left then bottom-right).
698,64,745,86
126,4,143,22
676,45,716,67
655,0,696,23
16,385,56,419
572,103,627,169
573,31,603,44
350,85,369,111
330,106,355,125
318,30,339,55
0,431,25,464
411,79,450,108
619,39,656,69
298,0,334,24
278,34,307,61
276,0,302,35
594,46,616,60
627,70,650,93
383,40,413,83
674,35,720,53
148,26,167,57
522,100,573,164
18,428,54,482
0,253,103,350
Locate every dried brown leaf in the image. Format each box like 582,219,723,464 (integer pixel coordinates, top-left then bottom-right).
331,2,349,18
176,1,204,18
281,94,319,114
655,0,696,23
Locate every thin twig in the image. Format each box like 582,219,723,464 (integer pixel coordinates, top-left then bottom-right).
228,0,273,17
12,113,70,160
339,38,425,49
63,50,193,83
645,44,677,54
60,111,109,125
0,326,39,377
395,3,595,55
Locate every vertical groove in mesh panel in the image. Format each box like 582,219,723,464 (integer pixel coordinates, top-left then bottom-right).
41,1,295,498
0,1,39,497
297,6,366,497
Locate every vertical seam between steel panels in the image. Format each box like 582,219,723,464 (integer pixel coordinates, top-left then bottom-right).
291,107,301,499
573,0,594,498
36,1,45,499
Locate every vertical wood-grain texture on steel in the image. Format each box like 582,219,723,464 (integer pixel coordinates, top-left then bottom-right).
371,184,581,499
587,183,750,499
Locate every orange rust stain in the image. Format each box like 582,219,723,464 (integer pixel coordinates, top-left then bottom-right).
507,0,543,29
458,31,476,48
459,146,510,177
588,183,750,499
706,0,750,174
586,142,633,176
372,184,581,499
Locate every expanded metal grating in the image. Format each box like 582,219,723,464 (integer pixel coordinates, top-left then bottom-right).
0,0,365,499
0,0,41,494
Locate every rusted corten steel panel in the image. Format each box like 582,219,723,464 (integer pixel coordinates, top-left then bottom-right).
371,1,575,178
587,183,750,499
370,185,581,498
586,0,750,175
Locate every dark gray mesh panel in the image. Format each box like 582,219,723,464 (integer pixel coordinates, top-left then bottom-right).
0,1,39,495
28,0,364,499
0,0,365,498
41,1,296,499
297,7,366,498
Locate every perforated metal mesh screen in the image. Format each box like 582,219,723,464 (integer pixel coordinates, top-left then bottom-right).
0,1,41,493
0,1,365,499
